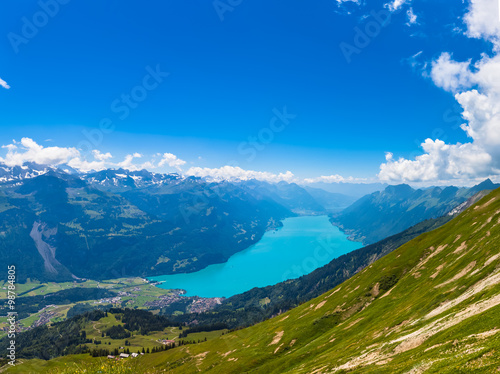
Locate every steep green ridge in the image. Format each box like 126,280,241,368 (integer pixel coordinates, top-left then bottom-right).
332,180,499,244
157,188,499,373
9,189,500,372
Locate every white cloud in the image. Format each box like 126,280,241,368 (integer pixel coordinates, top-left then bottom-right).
66,151,115,173
385,0,409,12
464,0,500,47
185,166,296,183
0,137,79,167
92,150,112,161
380,1,500,184
0,138,188,174
379,139,493,182
406,7,417,25
158,152,186,171
115,153,154,172
430,53,473,93
0,77,10,89
69,152,158,173
303,174,368,184
67,158,108,173
1,139,324,184
0,138,380,185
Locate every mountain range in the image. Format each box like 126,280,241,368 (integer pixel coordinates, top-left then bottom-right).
331,179,500,244
6,178,500,373
1,162,498,285
0,164,293,282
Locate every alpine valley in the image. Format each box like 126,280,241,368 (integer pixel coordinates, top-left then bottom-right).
1,168,499,373
0,162,495,284
0,159,499,372
4,1,500,372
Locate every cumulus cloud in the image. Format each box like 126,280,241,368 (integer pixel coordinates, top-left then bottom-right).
70,152,156,173
380,0,500,184
302,174,368,184
0,138,114,173
337,0,411,14
67,158,108,173
158,152,186,171
0,77,10,89
185,166,296,183
463,0,500,46
92,150,112,161
380,140,493,182
0,138,378,185
430,53,473,93
0,138,189,174
0,138,79,167
115,153,154,172
67,150,114,173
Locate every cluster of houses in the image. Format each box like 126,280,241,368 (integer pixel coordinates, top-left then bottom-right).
107,352,143,360
106,338,176,360
95,296,122,304
158,339,176,345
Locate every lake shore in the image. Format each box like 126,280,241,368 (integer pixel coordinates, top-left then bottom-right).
148,216,362,298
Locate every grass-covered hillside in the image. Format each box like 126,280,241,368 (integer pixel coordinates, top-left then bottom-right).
1,308,227,373
6,188,500,373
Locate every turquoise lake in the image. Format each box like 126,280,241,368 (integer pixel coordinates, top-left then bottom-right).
148,215,362,298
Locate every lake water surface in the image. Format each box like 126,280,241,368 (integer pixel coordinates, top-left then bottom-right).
148,215,362,298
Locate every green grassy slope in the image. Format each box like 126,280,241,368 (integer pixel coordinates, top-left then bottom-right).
7,189,500,373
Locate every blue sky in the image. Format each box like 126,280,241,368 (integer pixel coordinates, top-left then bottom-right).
1,0,499,185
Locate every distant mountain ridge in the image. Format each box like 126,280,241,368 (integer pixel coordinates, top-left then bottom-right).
2,161,498,285
0,163,354,214
0,164,293,282
332,180,500,244
82,168,182,192
0,162,52,183
301,181,388,198
237,180,338,214
303,186,357,212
